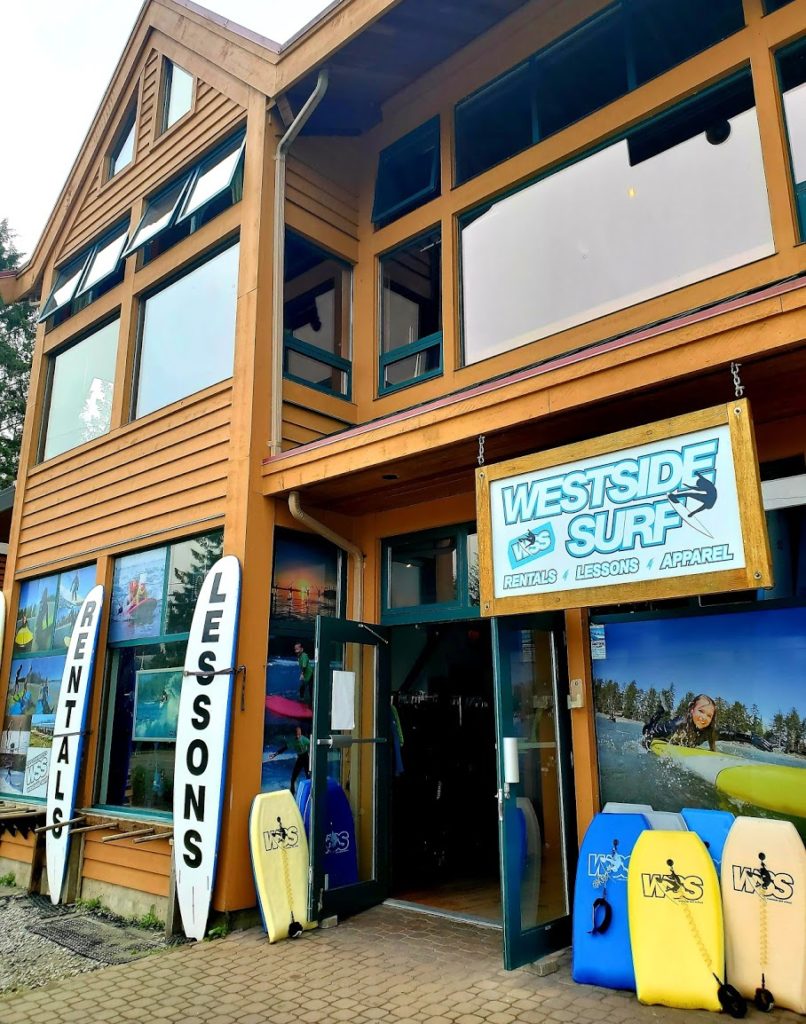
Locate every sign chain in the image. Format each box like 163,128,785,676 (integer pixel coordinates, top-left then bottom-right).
730,362,745,399
477,434,486,467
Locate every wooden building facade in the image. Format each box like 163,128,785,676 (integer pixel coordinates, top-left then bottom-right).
1,0,805,965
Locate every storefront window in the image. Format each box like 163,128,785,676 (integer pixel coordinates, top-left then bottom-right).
263,528,344,793
1,565,96,800
590,605,806,840
461,72,773,365
382,524,480,622
95,531,222,815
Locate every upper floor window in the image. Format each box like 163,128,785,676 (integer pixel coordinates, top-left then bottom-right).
778,38,806,239
161,60,194,132
460,72,773,365
124,130,244,264
765,0,794,10
372,117,440,228
108,105,136,179
41,319,118,461
381,523,479,623
134,240,240,418
284,231,352,399
454,0,745,184
379,228,442,394
38,219,129,325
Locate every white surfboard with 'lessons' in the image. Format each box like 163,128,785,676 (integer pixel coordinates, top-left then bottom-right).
45,585,104,903
173,555,241,941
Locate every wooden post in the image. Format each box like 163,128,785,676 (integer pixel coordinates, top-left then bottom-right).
565,608,600,843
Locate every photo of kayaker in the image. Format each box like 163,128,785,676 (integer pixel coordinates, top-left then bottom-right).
109,547,167,642
590,605,806,840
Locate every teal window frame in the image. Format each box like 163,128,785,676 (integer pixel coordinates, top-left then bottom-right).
777,36,806,241
454,0,745,185
283,330,352,399
372,117,441,228
381,523,479,625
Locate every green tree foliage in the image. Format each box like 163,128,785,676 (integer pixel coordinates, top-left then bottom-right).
0,220,35,488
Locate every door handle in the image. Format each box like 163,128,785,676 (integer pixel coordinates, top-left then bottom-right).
496,788,503,822
316,736,388,749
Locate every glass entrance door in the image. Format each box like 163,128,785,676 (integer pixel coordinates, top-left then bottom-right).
492,615,576,969
308,616,391,922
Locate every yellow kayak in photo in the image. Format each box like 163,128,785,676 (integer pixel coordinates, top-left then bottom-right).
649,741,806,818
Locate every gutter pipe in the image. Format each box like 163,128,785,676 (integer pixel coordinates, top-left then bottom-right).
288,490,364,620
270,68,329,456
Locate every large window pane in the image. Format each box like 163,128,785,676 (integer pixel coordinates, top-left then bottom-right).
380,229,441,389
43,319,118,460
780,39,806,238
97,641,186,813
135,242,239,417
629,0,744,86
389,535,458,608
461,76,773,365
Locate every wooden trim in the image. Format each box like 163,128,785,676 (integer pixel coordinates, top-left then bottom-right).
475,401,773,616
564,608,600,842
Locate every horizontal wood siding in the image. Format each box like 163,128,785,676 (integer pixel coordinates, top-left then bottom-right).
15,385,232,574
60,53,245,262
282,400,353,450
0,829,35,865
286,149,360,244
81,830,171,899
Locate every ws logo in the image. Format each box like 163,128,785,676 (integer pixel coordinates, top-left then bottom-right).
325,830,351,855
263,816,300,852
732,866,794,903
641,872,704,902
508,524,555,570
588,851,630,882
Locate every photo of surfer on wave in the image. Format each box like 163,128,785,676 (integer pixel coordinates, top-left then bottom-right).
642,693,718,751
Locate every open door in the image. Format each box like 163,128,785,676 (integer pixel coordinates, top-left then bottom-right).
492,614,577,969
307,616,390,922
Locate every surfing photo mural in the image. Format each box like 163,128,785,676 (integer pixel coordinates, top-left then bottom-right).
1,565,97,799
591,605,806,838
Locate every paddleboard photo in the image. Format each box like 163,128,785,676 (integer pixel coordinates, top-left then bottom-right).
173,555,241,942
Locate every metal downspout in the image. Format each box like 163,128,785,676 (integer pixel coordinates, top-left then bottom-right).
270,69,329,456
288,491,364,621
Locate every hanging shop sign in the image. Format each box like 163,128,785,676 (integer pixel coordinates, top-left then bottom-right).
476,400,771,615
174,555,241,942
45,584,104,904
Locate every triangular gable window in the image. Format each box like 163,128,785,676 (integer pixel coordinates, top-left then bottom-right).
109,108,136,179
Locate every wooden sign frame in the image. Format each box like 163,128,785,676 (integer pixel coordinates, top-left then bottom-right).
475,400,772,616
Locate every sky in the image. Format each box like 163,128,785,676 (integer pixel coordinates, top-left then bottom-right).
593,606,806,722
0,0,332,260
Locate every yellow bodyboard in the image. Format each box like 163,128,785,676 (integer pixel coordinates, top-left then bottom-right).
628,830,723,1011
721,817,806,1014
249,791,316,943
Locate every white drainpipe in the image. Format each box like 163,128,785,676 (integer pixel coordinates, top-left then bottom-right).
270,69,329,456
288,490,364,621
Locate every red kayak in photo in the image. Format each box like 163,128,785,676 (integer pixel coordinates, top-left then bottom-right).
265,695,313,719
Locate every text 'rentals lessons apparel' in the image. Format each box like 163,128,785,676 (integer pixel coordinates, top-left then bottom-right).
173,555,241,941
46,585,105,904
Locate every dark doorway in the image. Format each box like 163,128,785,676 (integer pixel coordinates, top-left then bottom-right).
388,620,501,923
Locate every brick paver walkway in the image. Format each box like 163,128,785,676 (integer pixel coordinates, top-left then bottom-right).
0,905,798,1024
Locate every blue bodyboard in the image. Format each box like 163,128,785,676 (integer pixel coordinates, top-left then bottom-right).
680,807,734,872
298,776,358,889
572,812,649,990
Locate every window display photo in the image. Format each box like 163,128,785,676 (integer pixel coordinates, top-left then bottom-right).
591,605,806,839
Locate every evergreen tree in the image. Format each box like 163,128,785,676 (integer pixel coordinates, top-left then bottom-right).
675,690,696,716
621,681,641,720
642,686,659,718
0,220,35,488
750,703,763,735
